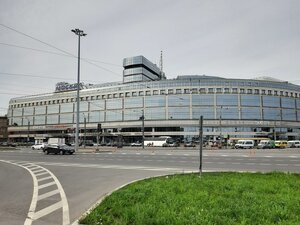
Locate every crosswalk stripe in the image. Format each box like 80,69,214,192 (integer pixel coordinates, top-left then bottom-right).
32,201,62,220
38,189,60,201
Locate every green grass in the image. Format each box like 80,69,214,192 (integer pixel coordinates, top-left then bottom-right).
80,172,300,225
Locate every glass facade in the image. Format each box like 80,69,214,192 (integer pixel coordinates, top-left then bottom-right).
7,73,300,141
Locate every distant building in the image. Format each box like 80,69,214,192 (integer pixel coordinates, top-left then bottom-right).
0,116,8,142
6,55,300,144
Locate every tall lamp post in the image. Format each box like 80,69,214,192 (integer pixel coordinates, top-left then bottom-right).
71,28,86,152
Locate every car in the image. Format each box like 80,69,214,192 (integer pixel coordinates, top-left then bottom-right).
275,140,288,149
287,140,300,148
0,142,17,147
168,142,180,147
31,143,46,150
235,140,255,149
257,140,275,149
43,144,75,155
131,142,142,147
184,142,196,147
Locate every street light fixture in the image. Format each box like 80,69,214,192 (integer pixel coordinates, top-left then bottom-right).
71,28,86,152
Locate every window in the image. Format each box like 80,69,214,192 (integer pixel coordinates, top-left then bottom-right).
145,96,165,107
224,88,230,93
268,90,272,95
102,95,106,99
261,90,266,95
241,95,260,106
216,88,222,93
176,89,182,94
247,89,252,94
153,90,159,95
199,88,206,94
146,90,151,96
113,94,118,98
240,89,245,94
168,89,174,94
184,89,190,94
139,91,144,96
280,91,283,96
254,89,259,94
132,92,137,97
160,90,166,95
274,91,278,96
232,88,238,93
108,94,112,99
208,88,214,93
119,93,124,98
216,95,238,106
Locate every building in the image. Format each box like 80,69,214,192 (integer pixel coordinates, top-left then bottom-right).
0,116,8,142
7,56,300,144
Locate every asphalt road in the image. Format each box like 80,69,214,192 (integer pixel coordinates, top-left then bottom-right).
0,147,299,225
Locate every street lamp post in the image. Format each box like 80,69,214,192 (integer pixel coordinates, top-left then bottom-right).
27,120,30,147
140,110,145,149
71,28,86,152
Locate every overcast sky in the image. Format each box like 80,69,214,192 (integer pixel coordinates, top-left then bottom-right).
0,0,299,115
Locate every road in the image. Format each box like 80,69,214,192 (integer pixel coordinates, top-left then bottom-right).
0,147,299,225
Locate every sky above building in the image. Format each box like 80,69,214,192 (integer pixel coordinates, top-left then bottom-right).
0,0,299,115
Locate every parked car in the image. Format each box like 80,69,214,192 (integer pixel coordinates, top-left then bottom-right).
235,140,254,149
0,142,17,147
43,144,75,155
287,140,300,148
184,142,196,147
275,140,288,149
31,143,46,150
131,142,142,147
257,140,275,149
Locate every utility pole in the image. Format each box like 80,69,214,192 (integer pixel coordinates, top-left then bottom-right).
199,116,203,176
71,28,86,152
140,110,145,149
27,120,30,147
84,116,86,148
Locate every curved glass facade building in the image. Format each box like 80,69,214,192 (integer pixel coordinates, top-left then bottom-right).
7,56,300,143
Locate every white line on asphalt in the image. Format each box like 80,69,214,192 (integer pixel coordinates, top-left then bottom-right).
38,181,56,190
32,201,62,220
37,176,52,182
38,190,60,201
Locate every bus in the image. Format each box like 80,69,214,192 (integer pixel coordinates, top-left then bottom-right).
144,136,173,147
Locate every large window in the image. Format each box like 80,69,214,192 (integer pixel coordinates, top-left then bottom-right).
90,100,105,111
106,99,122,110
262,96,280,107
168,95,189,107
145,96,165,107
80,102,89,112
13,108,23,117
35,106,46,115
89,111,104,122
60,113,73,124
124,97,143,109
124,109,142,121
145,107,165,120
216,95,238,106
60,103,74,113
240,96,260,106
297,111,300,121
263,108,281,120
168,107,190,119
46,115,59,124
12,117,22,126
24,107,34,116
47,105,59,114
216,107,239,119
297,99,300,109
34,116,45,125
281,98,295,109
105,110,122,121
192,95,214,106
192,107,214,119
241,108,261,120
282,109,296,121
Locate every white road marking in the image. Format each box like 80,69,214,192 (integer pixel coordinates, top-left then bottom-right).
32,201,62,220
0,160,70,225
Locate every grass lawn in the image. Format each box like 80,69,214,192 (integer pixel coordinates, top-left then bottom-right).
80,172,300,225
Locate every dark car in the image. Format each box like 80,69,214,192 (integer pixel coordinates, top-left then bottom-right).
43,144,75,155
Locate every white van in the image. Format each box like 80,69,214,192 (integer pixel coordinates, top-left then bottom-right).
235,140,255,149
287,140,300,148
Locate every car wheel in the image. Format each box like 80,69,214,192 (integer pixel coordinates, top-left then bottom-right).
31,147,35,150
44,150,49,155
69,152,73,155
59,150,64,155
